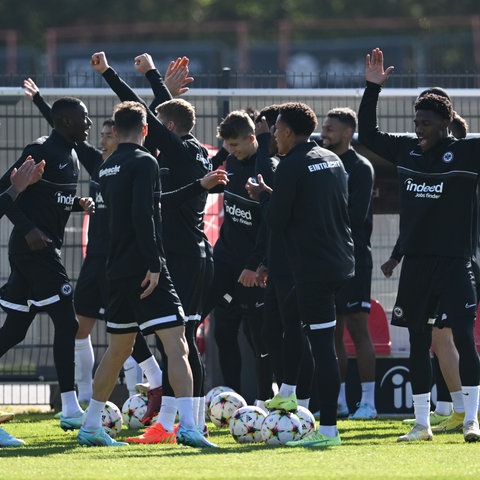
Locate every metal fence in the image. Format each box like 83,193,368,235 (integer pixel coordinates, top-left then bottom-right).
1,76,480,404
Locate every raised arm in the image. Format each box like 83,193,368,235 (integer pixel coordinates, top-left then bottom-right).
365,48,394,86
23,78,54,127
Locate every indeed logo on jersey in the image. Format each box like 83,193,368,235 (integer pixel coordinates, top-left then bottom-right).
224,199,253,225
99,165,121,178
55,192,76,210
404,178,443,199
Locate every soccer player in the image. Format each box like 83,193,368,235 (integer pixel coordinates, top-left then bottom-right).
203,110,275,409
78,100,217,448
0,157,44,447
321,107,377,420
0,97,94,432
23,77,164,416
91,51,229,438
358,48,480,442
246,106,315,412
261,102,355,447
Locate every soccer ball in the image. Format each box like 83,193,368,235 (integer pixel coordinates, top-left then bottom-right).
229,405,266,443
101,401,123,438
205,386,235,420
296,406,316,438
261,410,302,445
209,391,247,428
122,394,148,429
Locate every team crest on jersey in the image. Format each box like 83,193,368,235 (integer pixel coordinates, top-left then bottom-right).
393,306,404,320
61,283,73,296
442,151,454,163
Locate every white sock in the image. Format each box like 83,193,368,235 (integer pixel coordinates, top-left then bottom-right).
156,396,177,432
139,356,163,390
123,356,143,396
434,400,453,416
462,385,480,423
298,398,310,409
177,397,195,429
278,383,296,398
198,396,206,429
450,391,465,413
319,425,338,438
413,393,431,428
337,382,347,408
83,399,104,431
193,397,200,424
254,399,267,413
360,381,376,408
61,390,83,417
75,337,94,403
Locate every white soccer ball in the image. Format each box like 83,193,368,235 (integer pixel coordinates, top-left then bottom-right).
229,405,267,443
101,401,123,438
260,409,302,445
121,394,148,429
209,391,247,428
205,386,235,420
296,406,316,438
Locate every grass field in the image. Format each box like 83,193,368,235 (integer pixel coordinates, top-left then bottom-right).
0,411,479,480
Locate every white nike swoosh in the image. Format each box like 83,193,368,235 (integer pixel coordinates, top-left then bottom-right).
255,302,264,308
59,163,68,169
346,302,359,308
409,150,422,157
465,303,477,309
260,353,269,358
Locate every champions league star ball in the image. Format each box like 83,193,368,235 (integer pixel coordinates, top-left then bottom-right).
205,386,235,420
122,394,148,429
100,401,123,437
296,406,316,438
261,410,302,445
229,405,267,444
209,391,247,428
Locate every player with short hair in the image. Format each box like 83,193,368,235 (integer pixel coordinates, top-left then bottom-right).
358,48,480,442
321,107,377,420
78,100,217,448
203,109,275,410
0,97,94,432
260,102,355,447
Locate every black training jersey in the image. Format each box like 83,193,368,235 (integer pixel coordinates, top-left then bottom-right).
340,148,374,267
0,192,14,219
212,152,271,270
0,130,82,254
267,141,355,283
358,82,480,259
99,143,163,280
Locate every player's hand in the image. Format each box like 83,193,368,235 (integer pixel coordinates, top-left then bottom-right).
134,53,155,74
255,264,268,288
79,197,95,214
380,258,399,278
91,52,109,74
200,169,228,189
10,156,45,193
238,268,257,288
245,174,272,201
25,227,52,251
23,78,40,99
164,56,194,97
140,270,159,299
365,48,394,86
